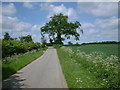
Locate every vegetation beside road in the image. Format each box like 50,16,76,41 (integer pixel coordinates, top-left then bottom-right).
57,44,119,88
2,40,42,58
2,32,47,80
2,49,44,80
2,32,47,59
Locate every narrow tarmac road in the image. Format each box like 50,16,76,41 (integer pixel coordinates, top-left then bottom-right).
2,47,68,88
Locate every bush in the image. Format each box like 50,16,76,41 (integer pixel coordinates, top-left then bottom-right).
2,40,41,58
46,43,52,46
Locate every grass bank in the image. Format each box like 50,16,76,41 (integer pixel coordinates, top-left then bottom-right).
2,49,44,80
57,44,119,88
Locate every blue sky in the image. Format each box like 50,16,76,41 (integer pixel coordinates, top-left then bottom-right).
1,1,118,44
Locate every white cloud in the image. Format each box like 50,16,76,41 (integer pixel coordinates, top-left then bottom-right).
68,8,77,20
0,4,1,30
93,16,118,41
77,16,118,43
95,17,118,41
32,25,40,31
2,16,32,35
95,16,118,30
1,3,49,42
31,34,41,43
2,15,43,42
32,23,45,31
78,2,118,17
0,3,1,13
81,22,95,29
15,22,32,31
40,3,77,20
23,2,33,8
2,16,19,30
2,3,16,16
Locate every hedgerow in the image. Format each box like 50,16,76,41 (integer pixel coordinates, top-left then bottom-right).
2,40,42,58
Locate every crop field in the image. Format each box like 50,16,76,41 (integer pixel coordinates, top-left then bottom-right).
69,44,118,57
57,44,120,88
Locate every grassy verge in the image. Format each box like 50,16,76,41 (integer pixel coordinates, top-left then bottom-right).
57,46,119,88
2,49,44,80
57,48,100,88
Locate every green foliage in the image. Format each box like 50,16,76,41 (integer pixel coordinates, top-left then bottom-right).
2,40,41,58
3,32,10,40
81,41,119,45
3,32,11,40
46,43,52,46
40,13,82,44
68,41,73,45
57,48,100,88
57,44,119,88
3,32,17,40
53,44,62,48
2,49,44,80
19,35,33,43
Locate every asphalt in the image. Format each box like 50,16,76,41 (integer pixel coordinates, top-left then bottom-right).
2,47,68,88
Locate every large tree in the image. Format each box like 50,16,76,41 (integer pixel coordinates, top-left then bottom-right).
40,13,83,44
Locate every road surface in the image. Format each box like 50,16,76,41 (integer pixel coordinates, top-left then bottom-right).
2,47,68,88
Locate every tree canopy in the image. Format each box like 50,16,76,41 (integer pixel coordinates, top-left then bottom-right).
3,32,11,40
40,13,83,44
19,35,33,43
3,32,17,40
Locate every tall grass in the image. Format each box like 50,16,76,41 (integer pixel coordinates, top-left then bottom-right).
2,49,44,80
57,44,120,88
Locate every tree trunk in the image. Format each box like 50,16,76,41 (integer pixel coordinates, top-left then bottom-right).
57,30,62,44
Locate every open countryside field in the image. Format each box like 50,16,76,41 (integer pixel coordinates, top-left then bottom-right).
2,2,119,88
57,43,120,88
69,44,118,57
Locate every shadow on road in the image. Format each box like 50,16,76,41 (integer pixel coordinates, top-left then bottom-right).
2,71,26,88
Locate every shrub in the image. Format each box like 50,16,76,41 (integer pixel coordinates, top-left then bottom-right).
2,40,41,58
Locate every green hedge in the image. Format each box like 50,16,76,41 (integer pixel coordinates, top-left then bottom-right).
2,40,41,58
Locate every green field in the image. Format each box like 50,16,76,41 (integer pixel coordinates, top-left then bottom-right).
69,44,118,57
57,44,119,88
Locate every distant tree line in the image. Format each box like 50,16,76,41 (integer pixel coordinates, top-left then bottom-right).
63,41,120,46
3,32,33,43
81,41,120,45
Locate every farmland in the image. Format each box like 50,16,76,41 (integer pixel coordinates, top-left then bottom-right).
69,44,118,57
57,43,120,88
